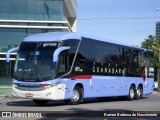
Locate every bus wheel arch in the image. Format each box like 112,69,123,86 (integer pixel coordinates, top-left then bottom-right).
127,84,136,101
66,83,84,105
76,83,84,103
135,84,143,100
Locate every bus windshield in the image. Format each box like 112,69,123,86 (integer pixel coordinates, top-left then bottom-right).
14,42,61,82
14,39,80,82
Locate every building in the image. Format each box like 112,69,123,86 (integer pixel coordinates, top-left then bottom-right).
0,0,77,85
156,21,160,39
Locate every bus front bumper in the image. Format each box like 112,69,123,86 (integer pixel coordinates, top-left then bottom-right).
12,84,66,100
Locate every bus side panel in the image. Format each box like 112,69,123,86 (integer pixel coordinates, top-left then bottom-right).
62,77,154,100
84,78,100,98
122,77,144,95
96,76,153,97
145,78,154,95
122,77,154,96
98,76,124,97
98,76,147,97
63,78,101,99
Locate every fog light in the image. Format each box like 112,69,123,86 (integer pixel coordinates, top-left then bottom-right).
46,92,51,96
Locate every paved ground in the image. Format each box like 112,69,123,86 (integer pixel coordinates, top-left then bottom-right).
0,92,160,120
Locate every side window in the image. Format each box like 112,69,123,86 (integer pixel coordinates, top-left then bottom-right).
77,38,95,62
57,39,80,76
75,53,89,73
139,52,144,67
76,53,87,66
58,51,69,73
131,50,139,66
149,52,154,67
107,45,119,65
138,51,154,67
119,47,126,66
143,52,150,67
74,38,95,74
145,52,154,67
123,48,131,66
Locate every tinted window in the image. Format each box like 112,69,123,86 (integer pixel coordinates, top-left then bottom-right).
57,39,80,76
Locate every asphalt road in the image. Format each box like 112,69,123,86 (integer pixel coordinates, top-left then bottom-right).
0,92,160,120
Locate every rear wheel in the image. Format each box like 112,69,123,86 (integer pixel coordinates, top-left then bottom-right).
33,100,49,106
65,86,83,105
140,88,143,99
135,86,143,100
127,86,135,101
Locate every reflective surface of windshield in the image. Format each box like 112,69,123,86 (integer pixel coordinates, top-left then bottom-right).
14,42,60,82
14,39,80,82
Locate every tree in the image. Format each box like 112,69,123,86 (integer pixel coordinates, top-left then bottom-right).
141,35,156,49
141,35,160,81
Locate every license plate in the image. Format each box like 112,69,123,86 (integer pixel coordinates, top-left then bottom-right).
25,93,33,97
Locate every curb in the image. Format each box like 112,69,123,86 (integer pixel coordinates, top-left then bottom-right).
0,93,13,101
0,93,12,97
0,86,11,88
153,91,160,94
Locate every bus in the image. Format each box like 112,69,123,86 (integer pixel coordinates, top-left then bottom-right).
6,32,154,105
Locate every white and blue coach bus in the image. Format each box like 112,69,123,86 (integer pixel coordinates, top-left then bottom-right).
6,32,154,105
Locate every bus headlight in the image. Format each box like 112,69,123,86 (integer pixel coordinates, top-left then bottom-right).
45,85,52,89
12,83,17,88
40,84,52,89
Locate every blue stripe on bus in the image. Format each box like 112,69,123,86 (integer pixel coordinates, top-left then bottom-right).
61,76,154,99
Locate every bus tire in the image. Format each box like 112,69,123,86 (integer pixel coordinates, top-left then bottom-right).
138,86,143,99
127,86,135,101
66,86,82,105
33,99,49,106
135,86,143,100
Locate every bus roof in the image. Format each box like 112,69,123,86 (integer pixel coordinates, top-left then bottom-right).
23,32,152,52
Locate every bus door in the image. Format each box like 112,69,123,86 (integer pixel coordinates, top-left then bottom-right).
143,67,154,94
142,52,154,94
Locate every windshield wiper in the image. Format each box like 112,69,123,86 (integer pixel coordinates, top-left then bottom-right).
29,64,43,82
20,63,30,81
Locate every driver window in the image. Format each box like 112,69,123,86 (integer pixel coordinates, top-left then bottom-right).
58,54,68,72
58,51,75,73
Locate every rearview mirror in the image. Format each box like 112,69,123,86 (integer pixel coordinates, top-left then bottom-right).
53,46,70,62
6,47,19,62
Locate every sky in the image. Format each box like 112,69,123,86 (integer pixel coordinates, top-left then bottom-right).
76,0,160,47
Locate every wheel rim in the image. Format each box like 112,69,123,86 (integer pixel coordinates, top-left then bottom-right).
130,89,134,98
137,88,141,96
71,89,80,102
139,88,143,98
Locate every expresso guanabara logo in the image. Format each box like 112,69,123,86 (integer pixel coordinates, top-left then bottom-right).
43,43,57,47
92,62,122,75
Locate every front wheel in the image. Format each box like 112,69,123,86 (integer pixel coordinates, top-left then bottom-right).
127,86,135,101
65,86,83,105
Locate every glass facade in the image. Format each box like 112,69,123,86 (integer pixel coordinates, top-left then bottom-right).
0,28,61,52
0,0,65,52
156,22,160,39
0,0,64,21
0,0,77,85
